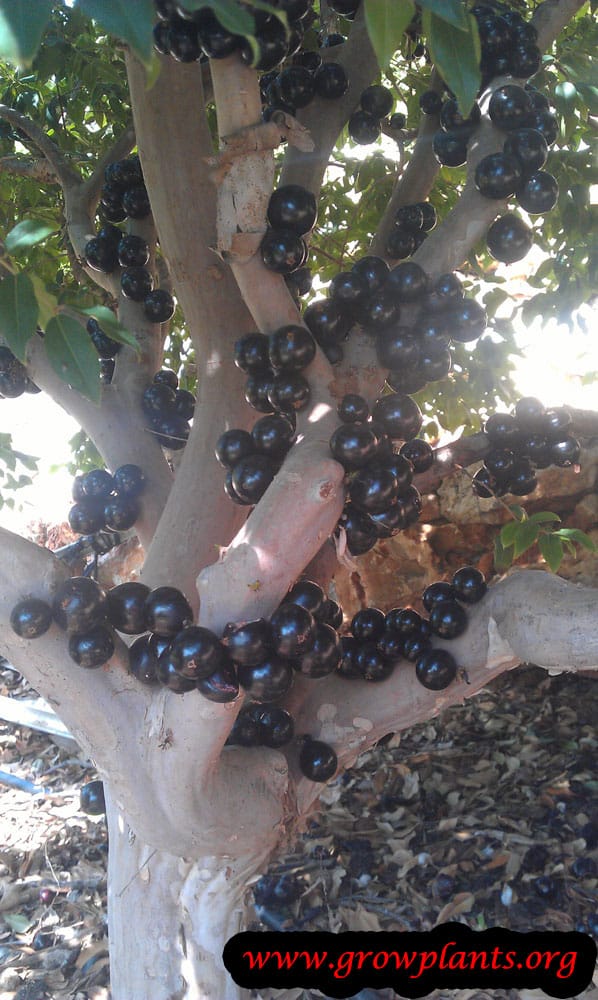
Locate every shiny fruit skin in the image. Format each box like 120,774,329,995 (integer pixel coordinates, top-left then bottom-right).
380,454,414,494
484,412,520,446
106,582,150,635
452,566,487,604
330,270,369,307
340,506,378,555
251,413,295,459
128,634,161,685
422,581,456,612
231,454,276,504
145,586,193,637
267,184,317,235
299,738,337,781
338,393,369,423
507,459,538,495
356,287,400,332
277,66,315,109
121,266,154,302
386,262,428,302
296,623,341,678
10,598,53,639
117,234,149,268
386,607,422,636
349,464,399,514
488,85,533,132
53,577,107,633
516,170,558,214
472,465,500,499
259,705,294,748
156,651,197,693
360,84,393,119
68,624,115,668
376,327,420,371
169,625,224,680
503,128,548,174
142,382,177,415
85,237,118,274
329,423,379,470
432,131,468,167
356,642,395,682
550,436,581,467
475,153,522,199
386,228,416,260
415,648,458,690
284,579,325,617
351,255,389,294
237,656,294,701
399,438,433,473
351,607,385,642
270,603,315,658
122,185,151,219
234,333,270,373
269,325,316,371
420,90,442,115
349,110,381,145
313,63,349,100
515,395,546,431
113,464,146,498
103,495,140,531
68,498,106,535
80,780,106,815
152,413,190,451
196,657,239,703
225,619,273,667
144,289,176,323
215,428,254,468
429,599,468,639
304,298,352,343
372,393,423,441
487,214,533,264
260,229,307,274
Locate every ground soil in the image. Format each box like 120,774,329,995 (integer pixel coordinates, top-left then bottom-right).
0,660,596,1000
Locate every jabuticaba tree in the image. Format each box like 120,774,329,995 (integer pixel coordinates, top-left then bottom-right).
0,0,596,996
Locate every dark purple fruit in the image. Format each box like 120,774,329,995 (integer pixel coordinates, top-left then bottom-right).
225,619,273,667
122,185,151,219
432,131,468,167
168,16,202,62
87,318,121,359
543,407,572,441
69,624,115,668
376,327,420,371
351,607,385,642
489,85,533,132
360,84,393,119
251,413,295,459
152,412,190,450
317,599,343,630
515,396,546,431
340,506,378,555
487,214,533,263
231,454,276,504
258,705,294,748
531,110,558,146
372,394,423,441
349,463,399,513
389,111,406,130
239,13,286,70
452,566,487,604
355,287,400,332
270,602,315,658
448,299,487,343
260,228,307,274
153,368,178,390
245,371,276,414
386,228,416,260
10,597,53,639
386,607,422,635
399,439,433,473
313,62,348,100
356,642,395,682
299,738,337,781
338,394,369,423
386,261,428,302
329,423,378,469
351,255,389,294
169,625,223,680
422,581,455,612
507,458,538,495
106,582,150,635
68,498,106,535
196,656,239,703
475,152,522,199
472,465,500,499
511,43,541,79
550,436,581,467
103,494,140,531
503,128,548,174
267,185,317,235
269,324,315,371
128,634,160,685
121,267,154,302
53,577,106,633
304,298,352,343
395,204,424,233
402,632,432,662
393,486,422,528
381,453,414,493
113,464,146,499
234,333,270,373
237,656,294,701
329,270,369,307
145,586,193,637
85,236,118,274
117,235,149,268
80,780,105,815
348,109,381,145
484,412,520,446
440,98,481,133
516,170,558,214
144,289,176,323
429,599,468,639
285,266,312,298
156,651,197,693
81,468,115,499
415,648,458,690
267,372,310,412
284,579,325,616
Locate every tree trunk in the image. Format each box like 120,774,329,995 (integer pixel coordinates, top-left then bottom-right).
106,789,267,1000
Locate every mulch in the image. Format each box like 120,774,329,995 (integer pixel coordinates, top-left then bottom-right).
0,659,596,1000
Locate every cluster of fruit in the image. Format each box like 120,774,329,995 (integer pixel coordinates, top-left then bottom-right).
473,397,580,499
236,322,314,415
142,368,196,452
153,0,315,71
216,411,296,506
0,345,39,398
330,392,425,556
86,317,121,386
68,464,146,535
85,156,175,324
387,200,437,261
339,565,486,692
260,183,317,276
348,84,396,146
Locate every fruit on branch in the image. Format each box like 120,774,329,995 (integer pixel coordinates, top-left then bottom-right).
10,598,53,639
106,582,151,635
486,214,533,263
169,625,224,680
299,738,338,782
313,62,349,100
121,266,154,302
503,127,548,174
80,780,106,816
348,110,381,145
475,153,522,200
117,235,150,268
269,325,316,371
399,438,433,473
251,413,296,459
270,603,315,658
68,624,115,668
144,288,176,323
360,84,393,120
196,656,240,703
145,586,193,637
338,394,369,424
267,185,317,235
432,130,469,167
260,228,307,274
429,599,468,639
231,453,277,504
128,634,161,685
238,656,294,701
225,619,274,667
516,171,559,214
86,318,121,359
419,90,442,115
85,236,119,274
53,577,107,633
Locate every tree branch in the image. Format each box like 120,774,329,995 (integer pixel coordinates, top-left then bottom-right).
0,155,60,183
287,571,598,813
279,9,378,199
0,105,80,191
82,123,136,212
532,0,587,50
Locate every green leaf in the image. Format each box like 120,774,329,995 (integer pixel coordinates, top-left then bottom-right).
364,0,415,71
512,521,540,559
418,0,468,31
575,83,598,115
81,306,140,352
3,912,33,933
5,217,58,254
423,10,481,117
76,0,155,67
181,0,254,35
538,533,564,573
29,274,58,328
45,315,101,403
500,520,521,549
0,272,39,361
528,511,561,525
509,504,527,522
553,527,596,551
0,0,53,66
494,534,513,572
